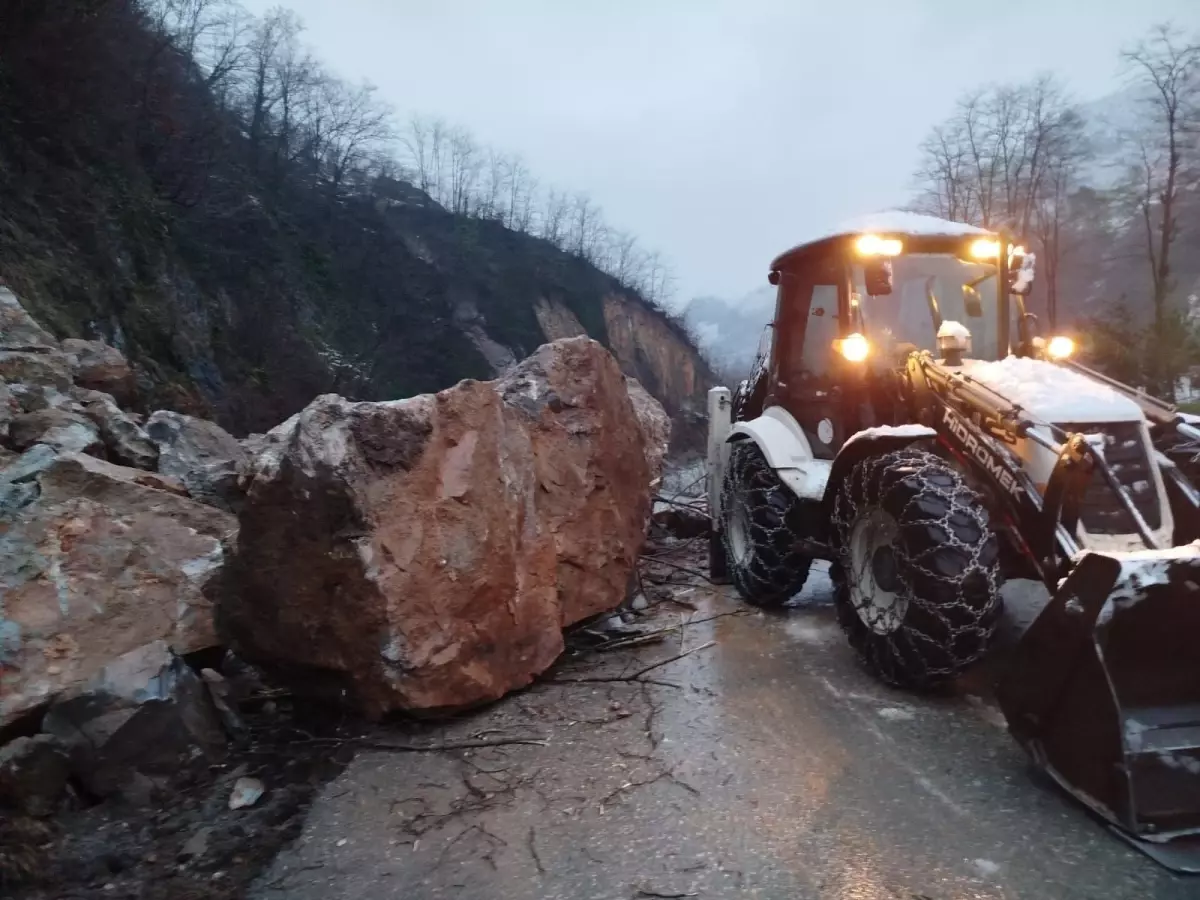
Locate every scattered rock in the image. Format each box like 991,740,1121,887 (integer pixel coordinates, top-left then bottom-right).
7,407,102,455
61,338,136,406
201,668,243,734
0,380,17,442
0,453,236,727
145,410,248,510
0,479,39,512
0,286,57,350
228,777,265,811
0,734,72,815
0,350,72,392
71,388,158,470
42,641,226,799
180,826,213,860
0,442,59,484
626,376,671,487
224,338,655,716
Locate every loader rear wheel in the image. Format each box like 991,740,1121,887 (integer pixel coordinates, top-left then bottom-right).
721,441,812,607
831,448,1001,688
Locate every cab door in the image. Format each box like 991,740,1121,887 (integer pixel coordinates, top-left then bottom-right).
767,254,848,459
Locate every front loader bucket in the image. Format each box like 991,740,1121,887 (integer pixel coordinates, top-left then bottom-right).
996,544,1200,872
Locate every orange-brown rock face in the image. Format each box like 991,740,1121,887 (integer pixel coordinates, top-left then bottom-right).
223,337,659,717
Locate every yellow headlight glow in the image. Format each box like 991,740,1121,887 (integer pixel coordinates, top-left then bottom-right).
837,333,870,363
969,238,1001,259
855,234,903,257
1047,335,1075,360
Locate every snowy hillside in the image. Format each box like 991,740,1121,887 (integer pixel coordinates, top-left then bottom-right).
683,285,776,379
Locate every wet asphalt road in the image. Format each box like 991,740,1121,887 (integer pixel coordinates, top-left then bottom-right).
254,567,1197,900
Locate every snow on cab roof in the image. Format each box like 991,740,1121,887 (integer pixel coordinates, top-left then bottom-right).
771,211,994,269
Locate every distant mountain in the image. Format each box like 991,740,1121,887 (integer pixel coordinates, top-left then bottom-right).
682,286,776,381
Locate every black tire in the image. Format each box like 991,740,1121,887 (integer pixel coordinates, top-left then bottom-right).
721,441,812,606
830,448,1002,688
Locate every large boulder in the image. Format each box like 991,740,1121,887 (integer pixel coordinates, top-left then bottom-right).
223,337,654,716
145,410,248,510
42,641,226,799
625,377,671,489
0,453,236,727
61,338,136,406
500,340,654,625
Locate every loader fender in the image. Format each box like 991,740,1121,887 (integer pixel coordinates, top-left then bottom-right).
727,406,815,468
820,425,938,518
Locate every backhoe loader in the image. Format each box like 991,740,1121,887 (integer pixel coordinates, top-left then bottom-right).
706,211,1200,871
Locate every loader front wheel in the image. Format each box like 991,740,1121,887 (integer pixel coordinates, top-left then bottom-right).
831,448,1001,688
721,441,812,607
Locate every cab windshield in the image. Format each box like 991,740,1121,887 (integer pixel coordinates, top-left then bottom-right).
854,254,1016,362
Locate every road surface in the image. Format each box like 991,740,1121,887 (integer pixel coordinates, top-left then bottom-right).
253,567,1194,899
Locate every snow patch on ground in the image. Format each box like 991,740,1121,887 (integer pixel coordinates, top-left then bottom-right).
783,616,842,646
973,859,1001,877
876,707,916,721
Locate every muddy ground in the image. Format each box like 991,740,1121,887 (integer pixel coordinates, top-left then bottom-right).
6,535,1198,899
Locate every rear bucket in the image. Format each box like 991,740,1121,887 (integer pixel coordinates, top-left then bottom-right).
996,543,1200,872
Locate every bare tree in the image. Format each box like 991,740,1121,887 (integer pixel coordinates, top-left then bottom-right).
1120,23,1200,395
446,126,481,214
503,156,532,229
539,188,570,246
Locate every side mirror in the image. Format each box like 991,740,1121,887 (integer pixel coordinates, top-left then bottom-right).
962,284,984,318
864,260,893,296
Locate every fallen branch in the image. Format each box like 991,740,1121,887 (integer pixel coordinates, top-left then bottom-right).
638,557,714,584
359,737,548,753
540,676,681,689
592,631,672,652
636,889,698,899
630,641,717,679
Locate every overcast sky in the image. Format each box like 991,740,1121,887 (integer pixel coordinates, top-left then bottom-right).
243,0,1198,307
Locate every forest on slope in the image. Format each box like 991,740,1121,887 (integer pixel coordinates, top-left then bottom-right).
0,0,710,435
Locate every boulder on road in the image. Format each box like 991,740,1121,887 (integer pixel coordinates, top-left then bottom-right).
145,410,247,511
223,386,562,717
223,337,655,716
499,340,653,625
42,641,226,799
0,453,236,728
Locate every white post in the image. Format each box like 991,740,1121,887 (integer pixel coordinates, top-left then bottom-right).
707,387,732,583
707,387,732,520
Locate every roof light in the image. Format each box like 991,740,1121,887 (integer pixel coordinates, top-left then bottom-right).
855,234,903,257
969,238,1001,259
836,333,870,363
1046,335,1075,360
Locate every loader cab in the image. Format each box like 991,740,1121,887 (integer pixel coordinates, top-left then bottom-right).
764,217,1032,456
